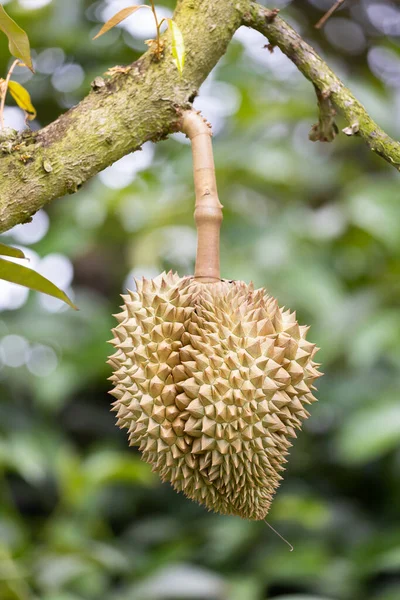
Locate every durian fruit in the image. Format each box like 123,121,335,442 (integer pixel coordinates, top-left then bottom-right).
108,109,321,520
108,273,320,520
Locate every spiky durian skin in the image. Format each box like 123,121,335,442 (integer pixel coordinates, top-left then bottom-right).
108,273,321,520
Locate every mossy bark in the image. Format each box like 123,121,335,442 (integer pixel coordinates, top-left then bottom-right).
0,0,247,232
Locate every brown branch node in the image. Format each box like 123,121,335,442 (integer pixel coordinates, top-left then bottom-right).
265,8,280,23
264,43,275,53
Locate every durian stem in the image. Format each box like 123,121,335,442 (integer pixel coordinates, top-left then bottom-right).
180,110,223,283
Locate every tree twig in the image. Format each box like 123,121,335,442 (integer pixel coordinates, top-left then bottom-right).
243,2,400,170
315,0,346,30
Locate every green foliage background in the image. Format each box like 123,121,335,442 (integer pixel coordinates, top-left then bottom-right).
1,1,400,599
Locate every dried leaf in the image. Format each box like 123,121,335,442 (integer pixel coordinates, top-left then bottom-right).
93,5,149,40
0,242,25,259
8,80,36,120
0,5,33,71
0,258,77,309
167,19,185,74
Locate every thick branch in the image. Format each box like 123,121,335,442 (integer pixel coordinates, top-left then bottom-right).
243,3,400,170
0,0,247,233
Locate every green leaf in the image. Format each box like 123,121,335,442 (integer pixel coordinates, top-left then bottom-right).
0,5,33,71
167,19,185,74
93,5,149,40
0,242,25,259
8,80,36,120
0,257,77,309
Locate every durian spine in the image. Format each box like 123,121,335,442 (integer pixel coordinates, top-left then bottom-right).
180,110,223,283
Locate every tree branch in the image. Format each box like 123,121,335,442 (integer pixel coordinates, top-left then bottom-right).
315,0,346,30
1,0,399,235
243,3,400,171
0,0,247,233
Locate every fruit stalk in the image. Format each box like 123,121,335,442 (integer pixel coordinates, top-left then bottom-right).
180,110,223,283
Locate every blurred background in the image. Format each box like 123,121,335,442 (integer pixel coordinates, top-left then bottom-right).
0,0,400,598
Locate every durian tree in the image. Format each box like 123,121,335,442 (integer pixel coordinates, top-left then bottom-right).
0,0,399,526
